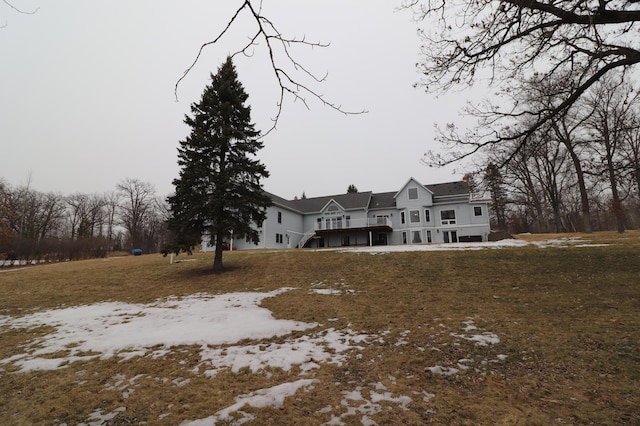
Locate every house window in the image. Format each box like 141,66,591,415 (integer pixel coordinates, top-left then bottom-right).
441,209,456,225
400,211,406,224
427,230,432,243
376,215,388,225
277,211,282,223
410,210,420,223
424,209,431,222
412,230,422,244
276,233,283,244
326,204,339,214
402,231,407,244
408,188,418,200
474,206,482,216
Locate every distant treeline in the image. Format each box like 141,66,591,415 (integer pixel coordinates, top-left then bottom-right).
0,178,171,263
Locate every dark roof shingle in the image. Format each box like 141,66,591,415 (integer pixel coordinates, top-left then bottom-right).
288,191,372,213
266,180,469,213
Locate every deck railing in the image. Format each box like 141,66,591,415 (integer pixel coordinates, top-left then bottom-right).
314,216,391,231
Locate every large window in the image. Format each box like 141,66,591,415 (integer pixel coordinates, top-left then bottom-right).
376,215,389,225
443,230,458,243
424,209,431,222
410,210,420,223
408,188,418,200
412,230,422,243
276,233,283,244
440,209,456,225
326,204,339,214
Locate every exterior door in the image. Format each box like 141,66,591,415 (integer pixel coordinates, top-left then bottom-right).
443,231,458,243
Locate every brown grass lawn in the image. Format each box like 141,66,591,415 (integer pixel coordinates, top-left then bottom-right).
1,232,639,425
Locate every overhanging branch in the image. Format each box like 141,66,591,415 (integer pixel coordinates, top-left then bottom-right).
175,0,366,134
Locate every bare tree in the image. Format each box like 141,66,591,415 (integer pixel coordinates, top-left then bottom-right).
583,77,640,233
1,0,39,27
483,163,508,230
0,185,66,260
502,141,547,232
549,116,593,233
65,193,89,240
175,1,365,132
103,191,121,248
621,118,640,206
36,192,65,241
117,178,156,250
410,0,640,165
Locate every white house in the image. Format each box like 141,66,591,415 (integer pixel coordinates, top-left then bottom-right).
202,177,490,250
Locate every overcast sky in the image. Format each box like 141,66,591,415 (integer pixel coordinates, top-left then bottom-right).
1,1,476,199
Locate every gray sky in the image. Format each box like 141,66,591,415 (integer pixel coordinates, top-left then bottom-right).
1,1,473,199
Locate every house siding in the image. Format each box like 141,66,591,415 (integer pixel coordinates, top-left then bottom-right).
201,178,490,251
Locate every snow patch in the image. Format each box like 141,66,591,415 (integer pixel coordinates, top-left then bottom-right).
0,289,317,373
181,379,318,426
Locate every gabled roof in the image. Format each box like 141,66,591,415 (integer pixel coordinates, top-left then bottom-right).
393,177,434,199
426,181,470,197
265,191,304,214
264,180,471,215
287,191,373,214
369,192,396,210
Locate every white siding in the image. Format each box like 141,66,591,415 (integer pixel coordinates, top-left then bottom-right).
202,178,491,250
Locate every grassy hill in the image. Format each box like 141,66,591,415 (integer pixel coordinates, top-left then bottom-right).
1,232,639,424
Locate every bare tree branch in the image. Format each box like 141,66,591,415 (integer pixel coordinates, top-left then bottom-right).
175,1,366,134
2,0,39,15
409,0,640,168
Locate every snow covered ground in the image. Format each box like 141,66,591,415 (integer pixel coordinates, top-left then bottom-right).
337,236,605,253
0,237,594,424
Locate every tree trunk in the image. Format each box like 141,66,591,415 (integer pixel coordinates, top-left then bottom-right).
562,139,592,233
213,228,224,271
608,176,626,234
603,131,626,233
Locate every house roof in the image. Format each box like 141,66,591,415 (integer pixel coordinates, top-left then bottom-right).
265,180,471,214
265,191,304,213
369,192,396,210
288,191,373,213
426,181,470,198
393,177,434,199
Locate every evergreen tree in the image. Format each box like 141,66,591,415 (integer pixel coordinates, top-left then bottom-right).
166,57,271,271
347,184,358,194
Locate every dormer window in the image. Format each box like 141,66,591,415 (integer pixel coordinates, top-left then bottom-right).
408,188,418,200
325,204,340,215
